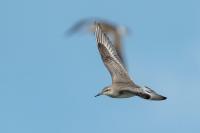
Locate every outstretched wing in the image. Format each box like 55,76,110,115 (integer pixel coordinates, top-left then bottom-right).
134,86,167,100
95,23,132,83
67,18,127,68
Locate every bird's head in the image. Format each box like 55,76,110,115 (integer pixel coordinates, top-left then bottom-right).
95,86,112,97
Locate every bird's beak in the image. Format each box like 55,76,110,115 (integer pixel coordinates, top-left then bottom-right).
95,92,102,97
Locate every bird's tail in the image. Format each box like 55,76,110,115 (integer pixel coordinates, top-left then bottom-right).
138,86,167,101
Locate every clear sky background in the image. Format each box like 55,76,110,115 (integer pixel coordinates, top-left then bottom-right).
0,0,200,133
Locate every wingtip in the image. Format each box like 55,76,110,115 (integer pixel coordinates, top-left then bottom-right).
94,22,103,43
153,95,167,101
94,24,100,33
94,22,103,31
162,96,167,100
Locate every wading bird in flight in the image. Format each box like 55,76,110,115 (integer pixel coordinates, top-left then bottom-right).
94,23,166,100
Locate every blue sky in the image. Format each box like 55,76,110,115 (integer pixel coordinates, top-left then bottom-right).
0,0,200,133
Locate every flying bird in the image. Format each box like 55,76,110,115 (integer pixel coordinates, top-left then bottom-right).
94,23,166,100
67,18,129,68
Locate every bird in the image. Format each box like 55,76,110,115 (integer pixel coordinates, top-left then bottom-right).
67,18,129,68
94,23,167,100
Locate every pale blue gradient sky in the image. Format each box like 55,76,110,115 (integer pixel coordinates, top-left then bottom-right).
0,0,200,133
